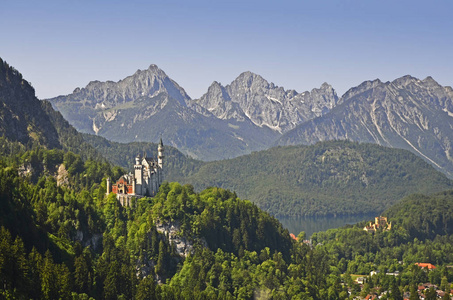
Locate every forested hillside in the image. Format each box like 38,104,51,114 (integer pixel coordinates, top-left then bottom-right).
0,145,301,299
2,145,453,299
312,190,453,299
82,133,453,218
182,140,452,217
0,57,105,162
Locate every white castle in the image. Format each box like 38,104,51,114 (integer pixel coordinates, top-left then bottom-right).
106,139,164,206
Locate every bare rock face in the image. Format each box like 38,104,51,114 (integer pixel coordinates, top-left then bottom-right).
278,75,453,177
48,65,191,135
56,164,69,186
57,64,190,108
188,71,340,133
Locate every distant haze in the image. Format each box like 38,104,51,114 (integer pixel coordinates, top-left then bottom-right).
1,1,453,99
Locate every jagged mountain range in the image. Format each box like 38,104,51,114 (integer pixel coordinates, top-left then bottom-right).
187,71,339,133
47,65,337,161
46,64,453,177
277,76,453,177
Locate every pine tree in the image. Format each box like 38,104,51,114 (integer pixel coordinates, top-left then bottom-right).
425,286,437,300
41,250,57,300
155,240,165,276
74,255,89,293
136,276,157,300
409,284,420,300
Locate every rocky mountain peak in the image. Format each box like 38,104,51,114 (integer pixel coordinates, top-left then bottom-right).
315,82,337,96
233,71,269,89
320,82,332,90
148,64,159,70
278,74,453,178
206,81,230,101
190,71,339,132
422,76,441,88
49,64,191,109
390,75,420,88
341,78,383,100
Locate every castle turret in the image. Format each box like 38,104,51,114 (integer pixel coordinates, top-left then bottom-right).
134,154,143,195
158,138,164,169
106,177,111,195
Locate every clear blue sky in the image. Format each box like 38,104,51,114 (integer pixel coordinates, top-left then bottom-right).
1,0,453,99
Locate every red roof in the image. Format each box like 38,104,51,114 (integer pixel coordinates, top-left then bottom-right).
415,263,436,269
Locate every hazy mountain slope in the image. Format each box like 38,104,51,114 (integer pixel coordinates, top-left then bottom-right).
277,76,453,177
188,72,339,133
181,140,452,217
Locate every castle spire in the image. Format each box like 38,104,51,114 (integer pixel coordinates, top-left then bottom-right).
158,138,164,169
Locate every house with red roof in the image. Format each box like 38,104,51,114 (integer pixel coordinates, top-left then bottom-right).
415,263,436,270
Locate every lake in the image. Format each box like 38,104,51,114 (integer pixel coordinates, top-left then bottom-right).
277,214,376,238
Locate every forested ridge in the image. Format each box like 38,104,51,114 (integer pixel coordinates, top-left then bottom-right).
310,190,453,299
182,140,453,217
82,133,453,218
0,143,300,299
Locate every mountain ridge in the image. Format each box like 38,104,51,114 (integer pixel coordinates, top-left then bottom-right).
188,71,339,133
47,65,337,160
45,62,453,177
0,57,106,162
179,140,453,217
277,75,453,177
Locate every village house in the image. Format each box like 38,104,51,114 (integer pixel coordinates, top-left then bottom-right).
415,263,436,270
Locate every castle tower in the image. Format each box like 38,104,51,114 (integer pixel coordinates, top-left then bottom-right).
134,154,143,195
158,138,164,169
106,177,111,195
